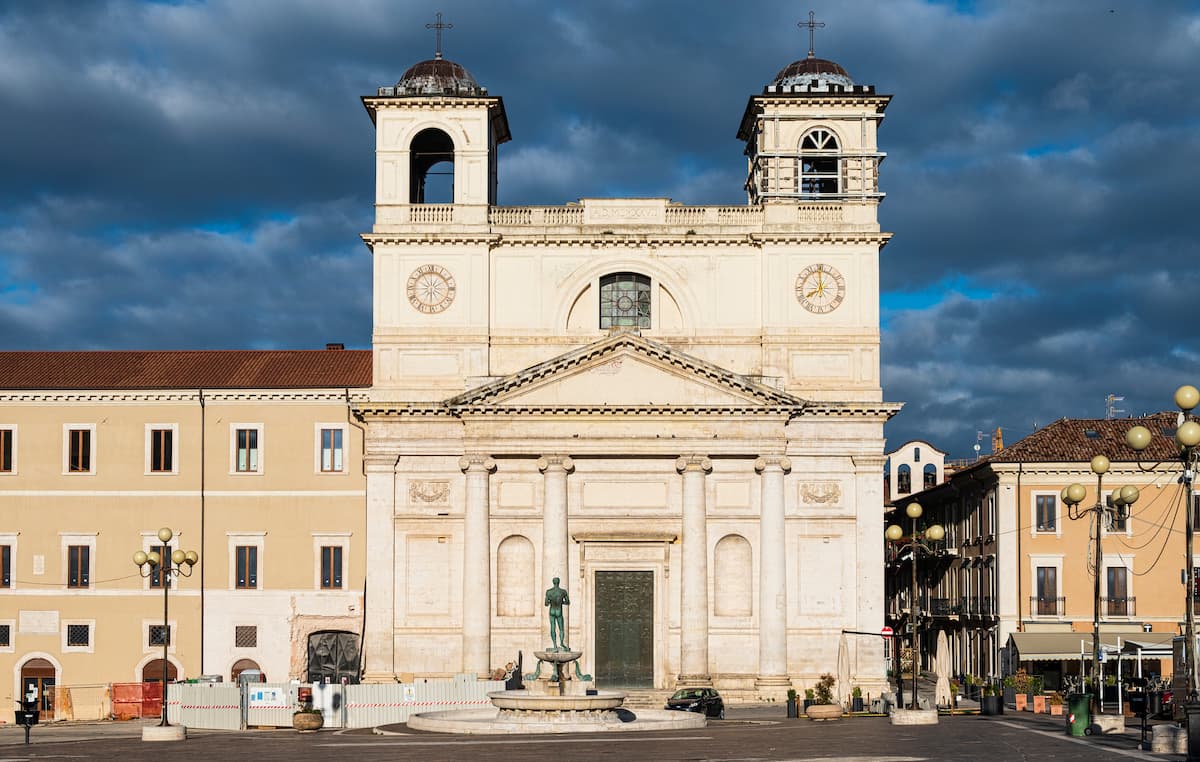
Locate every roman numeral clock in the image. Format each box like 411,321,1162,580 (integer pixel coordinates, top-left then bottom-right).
795,263,845,314
407,264,457,314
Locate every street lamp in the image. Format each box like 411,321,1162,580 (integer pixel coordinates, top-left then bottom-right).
1126,384,1200,758
1061,456,1139,713
133,527,198,734
886,502,945,710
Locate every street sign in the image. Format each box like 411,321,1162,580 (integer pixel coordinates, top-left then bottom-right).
881,626,894,637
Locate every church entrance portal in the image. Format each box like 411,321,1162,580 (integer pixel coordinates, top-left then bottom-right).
594,571,653,688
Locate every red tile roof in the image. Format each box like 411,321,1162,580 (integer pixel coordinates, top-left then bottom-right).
986,412,1183,464
0,350,372,390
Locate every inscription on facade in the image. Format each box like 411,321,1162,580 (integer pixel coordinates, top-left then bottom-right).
19,610,58,634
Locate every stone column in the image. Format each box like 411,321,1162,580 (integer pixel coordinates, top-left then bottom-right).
852,455,889,696
677,455,713,686
460,455,496,677
538,455,574,644
362,454,398,682
755,455,792,693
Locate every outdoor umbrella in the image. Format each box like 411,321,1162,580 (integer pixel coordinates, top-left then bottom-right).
935,630,952,707
837,631,852,707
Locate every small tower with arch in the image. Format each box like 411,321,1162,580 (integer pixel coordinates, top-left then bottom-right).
737,13,888,205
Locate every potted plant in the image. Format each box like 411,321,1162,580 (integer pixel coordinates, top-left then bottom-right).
805,674,842,720
1002,675,1017,705
292,694,323,732
1048,692,1064,716
851,686,864,713
951,678,962,705
980,683,1003,716
803,688,815,711
786,688,799,718
1103,675,1119,705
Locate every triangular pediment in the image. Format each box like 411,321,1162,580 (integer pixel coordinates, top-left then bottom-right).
447,333,804,411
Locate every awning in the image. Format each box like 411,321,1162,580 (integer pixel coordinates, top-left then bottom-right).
1121,634,1177,658
1008,632,1122,661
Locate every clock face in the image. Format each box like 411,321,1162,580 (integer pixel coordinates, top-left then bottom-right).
795,264,846,314
406,264,456,314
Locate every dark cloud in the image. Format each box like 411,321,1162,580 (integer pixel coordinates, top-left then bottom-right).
0,0,1197,457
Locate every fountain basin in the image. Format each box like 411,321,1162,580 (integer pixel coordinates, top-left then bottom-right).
489,690,625,712
406,705,706,734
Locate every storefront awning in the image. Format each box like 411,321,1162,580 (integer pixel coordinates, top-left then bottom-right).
1008,632,1122,662
1120,634,1177,658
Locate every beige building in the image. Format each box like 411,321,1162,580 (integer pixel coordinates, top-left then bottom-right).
358,46,897,700
0,350,369,718
891,413,1188,689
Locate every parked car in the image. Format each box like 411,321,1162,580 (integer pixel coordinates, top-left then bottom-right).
665,687,724,718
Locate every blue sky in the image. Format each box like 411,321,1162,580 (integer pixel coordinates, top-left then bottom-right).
1,0,1198,458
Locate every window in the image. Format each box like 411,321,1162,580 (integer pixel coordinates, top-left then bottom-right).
67,545,90,588
234,625,257,648
913,447,921,462
150,428,174,473
68,428,91,472
1,544,9,588
149,624,171,647
923,464,937,490
235,428,259,473
1106,492,1127,533
896,464,911,495
1036,566,1058,615
0,623,9,648
66,623,90,647
799,128,840,196
320,545,343,589
0,427,13,473
149,544,171,589
320,428,344,473
599,273,651,330
235,545,258,589
1107,567,1129,616
1036,495,1057,532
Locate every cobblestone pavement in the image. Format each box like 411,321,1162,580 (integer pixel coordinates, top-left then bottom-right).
0,706,1185,761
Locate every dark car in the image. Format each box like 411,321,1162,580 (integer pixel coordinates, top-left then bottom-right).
665,687,724,718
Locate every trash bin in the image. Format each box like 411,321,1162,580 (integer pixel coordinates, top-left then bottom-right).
1067,693,1091,737
1129,692,1147,717
1148,690,1163,718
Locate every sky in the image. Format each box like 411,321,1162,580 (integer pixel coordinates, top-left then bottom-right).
1,0,1198,459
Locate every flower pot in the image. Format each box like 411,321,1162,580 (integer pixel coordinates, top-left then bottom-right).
806,704,843,720
1015,694,1027,711
980,696,1003,716
293,712,323,732
803,699,814,711
851,697,864,713
1003,687,1016,704
1049,703,1063,716
1032,695,1046,714
786,698,799,718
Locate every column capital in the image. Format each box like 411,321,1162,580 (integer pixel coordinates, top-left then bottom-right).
754,455,792,474
852,455,887,471
537,455,575,474
459,455,497,473
364,454,399,472
675,455,713,474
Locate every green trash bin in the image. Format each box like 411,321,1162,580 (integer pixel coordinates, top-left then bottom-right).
1067,693,1091,737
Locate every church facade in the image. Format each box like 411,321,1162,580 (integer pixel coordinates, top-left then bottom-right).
359,44,897,699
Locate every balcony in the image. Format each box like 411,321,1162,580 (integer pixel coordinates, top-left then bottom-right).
1030,596,1066,617
929,598,958,617
1102,597,1136,617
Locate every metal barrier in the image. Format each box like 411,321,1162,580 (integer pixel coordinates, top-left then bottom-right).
172,683,241,730
344,680,504,728
245,683,298,728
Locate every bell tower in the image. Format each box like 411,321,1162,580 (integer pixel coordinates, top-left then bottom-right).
361,17,510,395
737,13,889,205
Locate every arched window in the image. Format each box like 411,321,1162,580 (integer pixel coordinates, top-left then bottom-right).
599,272,651,330
799,128,840,196
410,128,455,204
897,464,912,495
923,464,938,490
231,658,262,683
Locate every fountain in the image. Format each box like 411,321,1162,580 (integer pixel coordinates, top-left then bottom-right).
406,578,707,734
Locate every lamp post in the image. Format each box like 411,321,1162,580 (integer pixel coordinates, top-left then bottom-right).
1125,384,1200,759
1061,457,1139,713
886,502,945,710
133,527,197,737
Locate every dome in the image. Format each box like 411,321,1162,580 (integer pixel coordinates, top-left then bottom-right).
772,56,854,90
395,56,485,96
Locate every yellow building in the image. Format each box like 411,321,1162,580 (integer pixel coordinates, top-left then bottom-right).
890,413,1188,690
0,349,369,719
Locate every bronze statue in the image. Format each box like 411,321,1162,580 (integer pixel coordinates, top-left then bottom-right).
544,577,570,651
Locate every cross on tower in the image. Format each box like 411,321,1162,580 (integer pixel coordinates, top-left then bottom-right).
796,10,825,58
426,11,453,59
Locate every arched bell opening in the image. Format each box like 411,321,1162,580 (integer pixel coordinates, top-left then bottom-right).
410,128,455,204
